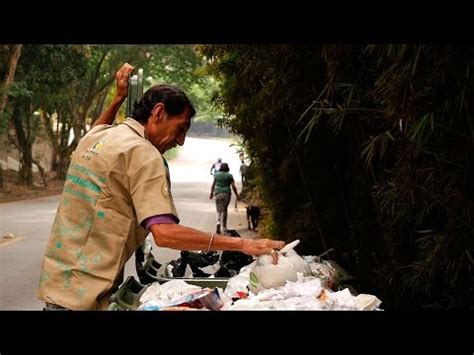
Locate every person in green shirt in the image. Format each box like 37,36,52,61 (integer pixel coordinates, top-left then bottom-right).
209,163,239,234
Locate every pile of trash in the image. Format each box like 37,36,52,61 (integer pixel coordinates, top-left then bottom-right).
136,237,382,311
222,264,381,310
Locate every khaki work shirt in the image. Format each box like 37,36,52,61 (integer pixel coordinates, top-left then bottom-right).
38,118,178,310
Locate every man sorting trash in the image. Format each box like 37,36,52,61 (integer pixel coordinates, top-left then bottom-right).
37,63,285,310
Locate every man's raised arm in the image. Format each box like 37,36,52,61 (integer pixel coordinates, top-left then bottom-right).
92,63,135,127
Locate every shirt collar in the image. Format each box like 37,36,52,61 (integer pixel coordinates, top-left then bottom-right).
122,117,146,138
123,117,167,170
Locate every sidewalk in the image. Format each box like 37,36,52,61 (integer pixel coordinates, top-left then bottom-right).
0,180,63,204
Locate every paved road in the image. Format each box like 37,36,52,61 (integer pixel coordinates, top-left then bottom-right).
0,136,250,310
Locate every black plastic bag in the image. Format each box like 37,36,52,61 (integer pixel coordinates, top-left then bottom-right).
182,250,220,268
169,258,188,277
214,230,254,277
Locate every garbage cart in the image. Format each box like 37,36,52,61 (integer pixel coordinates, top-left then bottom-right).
108,252,230,311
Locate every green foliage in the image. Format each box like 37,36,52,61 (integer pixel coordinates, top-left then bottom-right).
198,44,474,310
5,44,222,179
142,45,223,124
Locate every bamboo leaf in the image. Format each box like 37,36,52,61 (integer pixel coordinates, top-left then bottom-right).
411,46,422,76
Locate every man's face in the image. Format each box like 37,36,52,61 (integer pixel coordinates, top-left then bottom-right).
146,103,191,154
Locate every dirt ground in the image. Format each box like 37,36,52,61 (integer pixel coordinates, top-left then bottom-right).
0,169,64,204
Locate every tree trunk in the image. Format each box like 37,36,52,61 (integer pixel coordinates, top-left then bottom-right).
40,110,63,179
19,144,33,185
11,103,33,185
32,156,47,188
51,149,58,173
90,87,111,124
0,45,22,116
57,150,68,180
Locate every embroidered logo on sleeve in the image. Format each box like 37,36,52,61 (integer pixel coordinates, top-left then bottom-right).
92,141,104,150
82,140,105,160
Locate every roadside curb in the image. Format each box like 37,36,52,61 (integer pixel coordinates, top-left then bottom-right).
0,188,63,204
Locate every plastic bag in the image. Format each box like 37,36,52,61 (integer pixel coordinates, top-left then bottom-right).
168,257,188,277
224,263,253,299
309,259,353,290
184,250,220,268
214,230,254,277
166,250,220,278
166,288,224,311
249,240,311,294
182,250,219,277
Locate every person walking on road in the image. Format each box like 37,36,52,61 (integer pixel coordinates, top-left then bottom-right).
210,163,239,234
210,157,222,176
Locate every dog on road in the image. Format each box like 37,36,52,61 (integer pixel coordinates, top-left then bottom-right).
246,205,261,230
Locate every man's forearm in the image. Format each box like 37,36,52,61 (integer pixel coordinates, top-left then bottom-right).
151,223,244,251
151,221,286,257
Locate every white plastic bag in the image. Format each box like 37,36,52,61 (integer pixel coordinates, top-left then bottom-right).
249,240,311,294
224,263,254,299
354,294,382,310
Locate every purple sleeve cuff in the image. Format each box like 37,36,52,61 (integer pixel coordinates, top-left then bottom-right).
142,214,179,229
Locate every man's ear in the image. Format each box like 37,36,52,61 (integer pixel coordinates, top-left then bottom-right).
153,103,165,121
